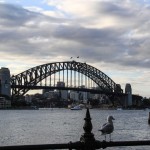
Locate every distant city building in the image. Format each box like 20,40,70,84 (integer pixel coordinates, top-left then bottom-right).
60,90,68,100
42,89,54,94
78,85,88,103
25,94,32,104
70,91,79,102
69,85,89,103
0,67,11,97
125,83,132,106
43,91,59,99
56,81,68,100
0,97,11,108
57,81,65,87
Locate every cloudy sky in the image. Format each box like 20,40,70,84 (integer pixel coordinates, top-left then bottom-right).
0,0,150,97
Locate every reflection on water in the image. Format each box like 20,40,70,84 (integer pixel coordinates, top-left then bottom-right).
0,109,150,150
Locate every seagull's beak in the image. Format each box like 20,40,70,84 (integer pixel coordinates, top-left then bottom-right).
112,117,115,120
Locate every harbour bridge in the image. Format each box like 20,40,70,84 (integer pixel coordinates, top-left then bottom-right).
10,61,123,99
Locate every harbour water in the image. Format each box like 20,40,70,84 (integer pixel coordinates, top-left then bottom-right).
0,108,150,150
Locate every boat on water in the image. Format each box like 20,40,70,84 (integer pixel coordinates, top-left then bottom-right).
38,107,53,110
116,107,123,110
70,105,82,110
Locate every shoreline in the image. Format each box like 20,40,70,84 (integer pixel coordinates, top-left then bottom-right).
0,106,148,110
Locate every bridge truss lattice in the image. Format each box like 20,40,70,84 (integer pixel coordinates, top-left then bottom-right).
11,61,122,97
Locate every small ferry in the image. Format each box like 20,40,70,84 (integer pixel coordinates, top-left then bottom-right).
70,105,82,110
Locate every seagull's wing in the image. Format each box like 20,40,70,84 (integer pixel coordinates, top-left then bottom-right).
99,122,114,134
102,122,107,128
98,122,107,131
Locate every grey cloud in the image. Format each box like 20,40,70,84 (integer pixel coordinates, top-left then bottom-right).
0,2,150,69
0,3,64,27
96,1,134,18
53,25,123,46
0,3,39,26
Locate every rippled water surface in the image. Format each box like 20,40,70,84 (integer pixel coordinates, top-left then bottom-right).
0,108,150,150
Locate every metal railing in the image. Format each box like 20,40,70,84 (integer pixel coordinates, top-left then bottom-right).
1,108,150,150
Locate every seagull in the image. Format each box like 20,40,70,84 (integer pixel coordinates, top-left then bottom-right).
99,115,115,141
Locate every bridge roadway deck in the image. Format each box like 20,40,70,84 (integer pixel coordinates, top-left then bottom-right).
11,85,126,96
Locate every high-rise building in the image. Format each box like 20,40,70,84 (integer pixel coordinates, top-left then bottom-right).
56,81,68,100
0,67,11,97
78,85,88,103
125,83,132,106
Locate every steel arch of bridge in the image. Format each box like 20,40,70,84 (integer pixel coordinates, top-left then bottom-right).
11,61,122,97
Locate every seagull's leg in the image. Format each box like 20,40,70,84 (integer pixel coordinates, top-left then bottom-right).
109,134,111,141
105,135,106,141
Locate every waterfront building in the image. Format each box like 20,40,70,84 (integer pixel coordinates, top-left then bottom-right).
0,97,11,108
69,85,89,103
70,91,79,102
132,94,142,107
125,83,132,106
78,85,88,103
42,89,52,94
0,67,11,97
25,94,32,104
60,90,68,100
56,81,68,100
43,91,59,99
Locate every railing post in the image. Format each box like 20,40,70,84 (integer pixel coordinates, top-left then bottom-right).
80,108,96,150
148,112,150,124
